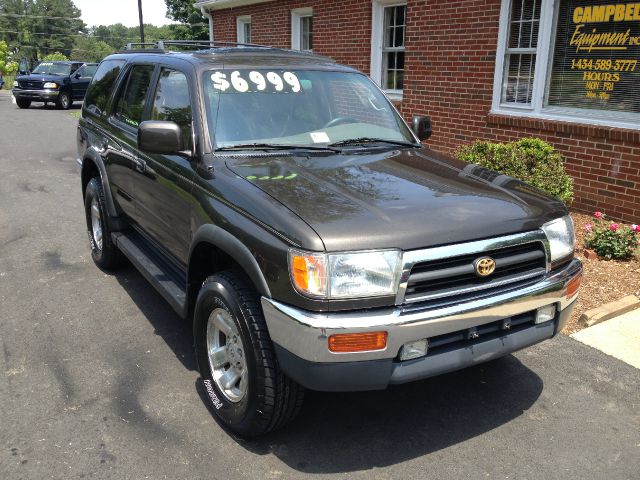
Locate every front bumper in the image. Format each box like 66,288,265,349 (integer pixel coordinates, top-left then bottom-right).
262,259,582,391
13,89,60,101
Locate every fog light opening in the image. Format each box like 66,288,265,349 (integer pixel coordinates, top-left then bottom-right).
535,304,556,325
399,339,429,361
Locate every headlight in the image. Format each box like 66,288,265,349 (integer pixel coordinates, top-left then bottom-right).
541,215,575,265
44,82,58,89
289,249,402,299
13,80,18,87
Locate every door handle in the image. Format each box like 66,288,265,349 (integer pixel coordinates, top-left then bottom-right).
133,157,146,173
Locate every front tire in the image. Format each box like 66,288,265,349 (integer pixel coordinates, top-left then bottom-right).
16,98,31,109
84,178,123,270
56,91,71,110
194,270,304,438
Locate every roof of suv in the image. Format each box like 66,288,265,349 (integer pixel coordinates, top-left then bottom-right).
108,45,358,74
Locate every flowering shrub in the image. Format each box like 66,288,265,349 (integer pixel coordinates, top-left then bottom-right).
584,212,639,260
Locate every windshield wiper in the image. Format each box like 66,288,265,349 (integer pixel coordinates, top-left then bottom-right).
216,143,338,152
328,137,421,148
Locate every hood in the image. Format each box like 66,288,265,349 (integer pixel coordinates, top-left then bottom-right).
226,148,567,251
16,73,67,83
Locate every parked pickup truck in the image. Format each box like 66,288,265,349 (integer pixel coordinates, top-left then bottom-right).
13,61,98,109
77,41,582,438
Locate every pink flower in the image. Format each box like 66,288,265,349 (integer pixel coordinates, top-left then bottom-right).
633,224,640,233
610,223,619,231
584,224,593,233
594,211,603,219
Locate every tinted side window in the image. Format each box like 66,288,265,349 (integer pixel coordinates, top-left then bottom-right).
84,59,126,117
81,65,98,78
113,65,155,128
151,69,192,149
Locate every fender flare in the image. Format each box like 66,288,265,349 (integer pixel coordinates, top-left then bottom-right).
189,224,272,299
81,148,118,218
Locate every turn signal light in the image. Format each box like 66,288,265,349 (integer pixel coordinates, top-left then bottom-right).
566,273,581,299
328,332,388,353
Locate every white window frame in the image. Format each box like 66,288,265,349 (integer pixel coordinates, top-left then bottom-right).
236,15,252,44
370,0,406,101
492,0,640,130
291,7,313,51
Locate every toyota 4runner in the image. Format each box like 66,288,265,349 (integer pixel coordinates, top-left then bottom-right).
77,41,582,438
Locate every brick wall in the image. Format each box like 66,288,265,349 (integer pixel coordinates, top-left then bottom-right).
209,0,640,222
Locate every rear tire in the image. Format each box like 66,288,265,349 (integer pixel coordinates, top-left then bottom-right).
56,91,71,110
194,270,304,438
16,98,31,109
84,177,123,270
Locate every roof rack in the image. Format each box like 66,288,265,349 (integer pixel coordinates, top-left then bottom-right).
122,40,271,52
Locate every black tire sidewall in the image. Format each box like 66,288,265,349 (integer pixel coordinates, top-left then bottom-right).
57,91,70,110
16,98,31,109
84,178,118,269
194,278,263,432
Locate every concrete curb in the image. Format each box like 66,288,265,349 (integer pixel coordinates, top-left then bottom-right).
579,295,640,328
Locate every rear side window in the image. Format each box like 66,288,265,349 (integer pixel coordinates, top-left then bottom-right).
84,60,126,117
113,65,155,128
151,69,193,149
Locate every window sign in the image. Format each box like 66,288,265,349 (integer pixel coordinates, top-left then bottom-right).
547,1,640,113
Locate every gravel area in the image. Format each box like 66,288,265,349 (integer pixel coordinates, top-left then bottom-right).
564,210,640,334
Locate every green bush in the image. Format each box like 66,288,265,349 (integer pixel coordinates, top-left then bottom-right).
584,213,639,260
455,138,574,204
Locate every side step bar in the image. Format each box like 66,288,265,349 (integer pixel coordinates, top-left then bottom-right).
112,232,188,318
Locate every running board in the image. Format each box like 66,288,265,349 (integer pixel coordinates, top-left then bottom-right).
112,232,188,318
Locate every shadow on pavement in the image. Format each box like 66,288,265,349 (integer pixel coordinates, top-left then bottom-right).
114,263,543,473
113,264,197,372
240,354,543,473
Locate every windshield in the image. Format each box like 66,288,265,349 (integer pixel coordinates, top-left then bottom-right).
203,69,416,149
32,62,72,76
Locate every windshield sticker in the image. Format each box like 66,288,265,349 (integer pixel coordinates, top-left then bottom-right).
310,131,330,143
211,70,303,94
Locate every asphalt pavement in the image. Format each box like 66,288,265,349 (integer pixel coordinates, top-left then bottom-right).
0,92,639,480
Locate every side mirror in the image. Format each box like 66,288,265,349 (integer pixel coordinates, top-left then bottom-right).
138,121,189,156
74,72,81,79
411,115,432,141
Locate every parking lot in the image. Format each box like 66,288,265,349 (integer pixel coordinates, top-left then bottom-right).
0,93,639,480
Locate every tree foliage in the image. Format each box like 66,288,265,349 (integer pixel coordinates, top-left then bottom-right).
0,39,18,74
0,0,85,62
0,0,211,64
165,0,209,40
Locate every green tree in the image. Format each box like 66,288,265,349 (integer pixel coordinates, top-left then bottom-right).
164,0,209,40
70,35,113,62
41,51,67,60
0,40,18,74
0,0,85,62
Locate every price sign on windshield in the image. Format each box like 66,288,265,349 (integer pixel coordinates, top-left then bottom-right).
210,70,303,94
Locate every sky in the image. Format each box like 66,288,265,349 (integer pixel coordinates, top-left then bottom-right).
73,0,176,27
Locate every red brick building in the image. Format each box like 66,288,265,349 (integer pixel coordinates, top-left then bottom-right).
195,0,640,221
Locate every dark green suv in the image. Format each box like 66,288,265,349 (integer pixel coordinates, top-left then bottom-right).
77,41,582,437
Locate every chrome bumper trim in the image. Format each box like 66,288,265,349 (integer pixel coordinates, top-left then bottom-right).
262,259,582,363
12,89,60,99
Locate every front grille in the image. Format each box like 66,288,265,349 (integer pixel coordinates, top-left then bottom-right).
19,80,44,89
403,241,547,306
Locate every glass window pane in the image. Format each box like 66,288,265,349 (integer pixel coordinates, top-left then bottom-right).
301,16,313,51
504,53,536,104
84,60,125,116
114,65,154,127
546,0,640,115
152,70,192,149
